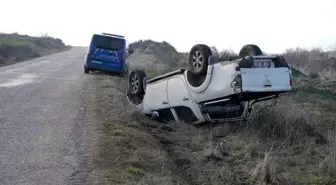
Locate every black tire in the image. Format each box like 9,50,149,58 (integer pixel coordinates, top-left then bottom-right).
84,66,90,74
129,69,147,96
238,44,262,58
188,44,212,76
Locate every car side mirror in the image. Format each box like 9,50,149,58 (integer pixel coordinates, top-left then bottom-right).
128,49,134,54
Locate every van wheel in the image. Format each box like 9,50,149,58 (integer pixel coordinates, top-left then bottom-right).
129,69,147,96
188,44,212,76
84,66,90,74
238,44,262,57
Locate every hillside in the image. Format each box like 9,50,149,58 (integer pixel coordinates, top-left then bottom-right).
92,40,336,185
0,33,70,66
128,39,188,76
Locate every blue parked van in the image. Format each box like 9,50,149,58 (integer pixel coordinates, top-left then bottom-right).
84,33,133,76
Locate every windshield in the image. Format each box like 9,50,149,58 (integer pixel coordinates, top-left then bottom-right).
92,35,125,51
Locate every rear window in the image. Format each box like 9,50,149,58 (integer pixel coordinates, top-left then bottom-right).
92,35,125,51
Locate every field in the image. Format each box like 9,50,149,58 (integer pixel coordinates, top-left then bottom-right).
84,41,336,185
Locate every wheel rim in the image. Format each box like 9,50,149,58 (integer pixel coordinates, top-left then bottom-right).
192,51,203,71
131,75,139,92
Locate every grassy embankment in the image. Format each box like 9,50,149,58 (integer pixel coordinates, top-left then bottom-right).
0,33,71,67
89,41,336,185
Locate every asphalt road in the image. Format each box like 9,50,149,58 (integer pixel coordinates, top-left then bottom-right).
0,47,97,185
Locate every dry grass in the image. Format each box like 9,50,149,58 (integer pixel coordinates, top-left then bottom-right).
282,47,336,80
86,74,189,185
85,41,336,184
87,71,336,185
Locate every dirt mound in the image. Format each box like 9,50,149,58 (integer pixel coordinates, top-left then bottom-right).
128,40,188,77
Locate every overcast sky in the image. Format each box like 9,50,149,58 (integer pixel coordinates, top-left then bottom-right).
1,0,336,53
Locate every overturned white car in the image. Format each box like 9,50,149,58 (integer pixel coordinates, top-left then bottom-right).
126,44,292,124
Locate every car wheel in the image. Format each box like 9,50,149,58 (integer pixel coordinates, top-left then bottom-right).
84,66,90,74
238,44,262,58
188,44,212,76
129,69,147,96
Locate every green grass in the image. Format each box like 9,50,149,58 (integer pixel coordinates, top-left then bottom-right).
299,87,336,100
0,33,70,66
124,165,146,177
294,174,336,185
0,37,31,47
291,67,307,77
291,85,336,102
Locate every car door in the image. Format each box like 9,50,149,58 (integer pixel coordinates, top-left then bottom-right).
144,80,170,110
167,76,200,123
143,80,177,121
90,35,124,70
91,36,111,64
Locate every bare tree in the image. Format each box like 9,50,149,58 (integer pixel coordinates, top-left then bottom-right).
219,49,238,61
210,46,220,62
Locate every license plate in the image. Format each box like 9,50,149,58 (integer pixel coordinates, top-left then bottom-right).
254,59,273,68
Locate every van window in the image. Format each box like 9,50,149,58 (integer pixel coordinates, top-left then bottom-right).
92,35,125,51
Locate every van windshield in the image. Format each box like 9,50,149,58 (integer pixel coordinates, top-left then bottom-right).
93,35,125,51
